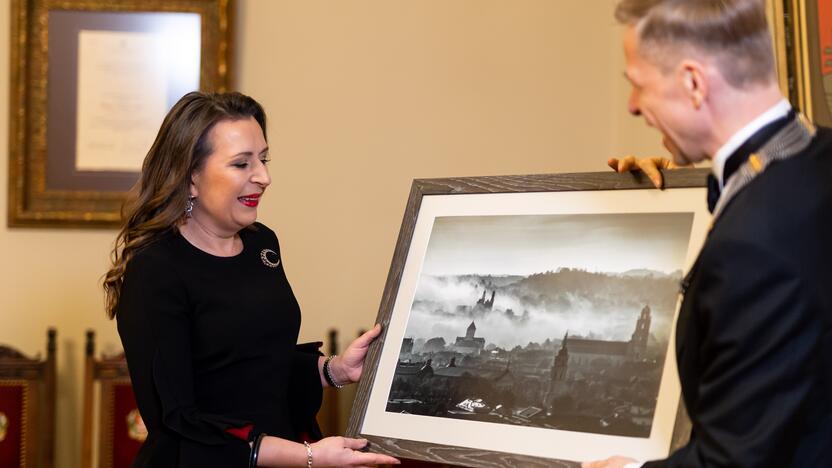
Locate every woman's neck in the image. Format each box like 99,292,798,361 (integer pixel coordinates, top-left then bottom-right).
177,216,243,257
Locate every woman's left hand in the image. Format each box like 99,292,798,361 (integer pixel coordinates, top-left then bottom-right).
331,324,382,385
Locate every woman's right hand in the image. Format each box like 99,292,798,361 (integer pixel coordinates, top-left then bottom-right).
310,436,400,466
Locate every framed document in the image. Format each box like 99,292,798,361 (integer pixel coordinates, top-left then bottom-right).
347,169,710,467
8,0,231,227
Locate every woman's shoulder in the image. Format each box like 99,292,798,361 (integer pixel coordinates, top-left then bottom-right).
126,230,182,275
248,221,276,236
245,222,280,246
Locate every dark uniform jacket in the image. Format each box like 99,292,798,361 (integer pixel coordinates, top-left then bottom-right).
646,114,832,467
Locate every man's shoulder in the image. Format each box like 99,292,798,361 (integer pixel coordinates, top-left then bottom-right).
734,125,832,202
808,124,832,152
712,138,832,256
754,130,832,201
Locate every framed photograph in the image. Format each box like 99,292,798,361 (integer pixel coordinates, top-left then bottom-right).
347,170,711,467
8,0,232,227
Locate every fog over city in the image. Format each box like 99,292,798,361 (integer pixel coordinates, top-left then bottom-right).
405,212,694,348
388,212,694,437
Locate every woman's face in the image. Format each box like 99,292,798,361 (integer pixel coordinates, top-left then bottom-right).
189,116,271,236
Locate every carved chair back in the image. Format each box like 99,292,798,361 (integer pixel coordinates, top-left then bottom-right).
0,328,56,468
81,330,145,468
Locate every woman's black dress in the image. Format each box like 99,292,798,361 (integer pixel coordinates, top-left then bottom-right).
116,223,322,467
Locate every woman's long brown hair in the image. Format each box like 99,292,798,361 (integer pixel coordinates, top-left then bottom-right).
103,92,267,319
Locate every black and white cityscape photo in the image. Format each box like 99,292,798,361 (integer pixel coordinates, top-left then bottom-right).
386,212,694,438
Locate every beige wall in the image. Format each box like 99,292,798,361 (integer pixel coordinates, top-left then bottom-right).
0,1,664,466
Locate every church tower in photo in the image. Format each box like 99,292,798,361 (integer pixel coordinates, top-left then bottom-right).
552,332,569,381
628,304,651,359
544,332,571,411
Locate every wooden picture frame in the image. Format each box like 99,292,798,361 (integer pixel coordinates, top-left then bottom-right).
347,170,710,467
8,0,232,228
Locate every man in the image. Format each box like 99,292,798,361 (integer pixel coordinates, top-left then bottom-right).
585,0,832,467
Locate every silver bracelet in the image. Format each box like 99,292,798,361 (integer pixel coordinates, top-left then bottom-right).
303,441,313,468
323,355,346,389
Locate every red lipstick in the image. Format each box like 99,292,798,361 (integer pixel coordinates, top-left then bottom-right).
238,193,262,207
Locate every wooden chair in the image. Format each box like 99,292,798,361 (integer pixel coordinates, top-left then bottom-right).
317,329,341,437
0,328,56,468
81,330,145,468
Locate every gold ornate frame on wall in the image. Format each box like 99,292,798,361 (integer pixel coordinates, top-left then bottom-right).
8,0,232,228
770,0,832,127
767,0,791,96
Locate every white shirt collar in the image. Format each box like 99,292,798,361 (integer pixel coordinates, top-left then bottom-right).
712,99,791,188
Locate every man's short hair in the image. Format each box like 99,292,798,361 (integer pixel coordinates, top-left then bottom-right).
615,0,775,88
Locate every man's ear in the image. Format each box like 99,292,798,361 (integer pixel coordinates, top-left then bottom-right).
678,60,707,109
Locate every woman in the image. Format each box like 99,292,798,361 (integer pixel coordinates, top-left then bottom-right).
103,91,399,467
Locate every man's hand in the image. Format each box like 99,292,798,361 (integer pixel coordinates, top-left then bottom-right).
582,455,638,468
607,156,690,189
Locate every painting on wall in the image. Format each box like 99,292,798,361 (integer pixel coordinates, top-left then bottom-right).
8,0,232,227
795,0,832,126
769,0,832,126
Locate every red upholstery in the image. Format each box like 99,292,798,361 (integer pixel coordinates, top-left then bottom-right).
0,384,25,468
111,384,144,468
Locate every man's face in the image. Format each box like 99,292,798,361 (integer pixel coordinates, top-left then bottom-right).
623,27,709,165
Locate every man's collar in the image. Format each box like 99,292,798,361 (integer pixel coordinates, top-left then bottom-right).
712,99,791,188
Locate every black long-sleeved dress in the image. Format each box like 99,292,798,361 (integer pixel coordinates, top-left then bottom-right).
116,222,323,467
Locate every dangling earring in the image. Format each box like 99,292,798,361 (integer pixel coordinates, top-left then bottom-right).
185,197,196,217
